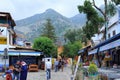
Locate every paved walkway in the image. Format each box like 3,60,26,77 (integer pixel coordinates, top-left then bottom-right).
0,65,72,80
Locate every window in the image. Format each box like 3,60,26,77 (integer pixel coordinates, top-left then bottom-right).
108,33,111,38
113,30,116,36
118,6,120,22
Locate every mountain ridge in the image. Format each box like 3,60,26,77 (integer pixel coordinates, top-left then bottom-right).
15,9,86,42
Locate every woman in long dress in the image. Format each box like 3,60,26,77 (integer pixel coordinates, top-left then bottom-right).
20,61,28,80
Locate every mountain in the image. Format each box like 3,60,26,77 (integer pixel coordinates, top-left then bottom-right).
15,9,86,42
70,13,87,26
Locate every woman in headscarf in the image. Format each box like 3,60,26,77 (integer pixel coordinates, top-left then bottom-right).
20,61,28,80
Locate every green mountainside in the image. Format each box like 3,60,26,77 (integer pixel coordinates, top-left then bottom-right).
15,9,86,42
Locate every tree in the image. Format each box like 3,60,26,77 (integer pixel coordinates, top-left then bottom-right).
112,0,120,5
64,29,77,43
78,0,116,40
78,0,104,41
64,28,89,45
62,41,83,58
92,0,116,39
41,19,56,42
33,37,57,57
76,28,88,44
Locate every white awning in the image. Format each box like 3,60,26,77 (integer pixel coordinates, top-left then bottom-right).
99,39,120,52
0,51,41,56
88,48,98,55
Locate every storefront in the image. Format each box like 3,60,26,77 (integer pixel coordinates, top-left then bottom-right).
8,51,42,65
88,33,120,67
78,45,91,63
0,47,44,71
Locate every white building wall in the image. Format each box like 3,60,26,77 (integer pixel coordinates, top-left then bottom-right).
107,23,120,38
92,5,120,46
108,12,118,27
92,33,104,45
0,27,10,51
0,26,10,70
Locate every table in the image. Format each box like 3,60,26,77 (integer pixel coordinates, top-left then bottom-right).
98,68,120,80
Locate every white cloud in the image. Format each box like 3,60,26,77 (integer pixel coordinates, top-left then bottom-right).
0,0,104,20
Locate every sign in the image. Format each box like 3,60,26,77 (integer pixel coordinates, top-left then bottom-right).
0,37,7,44
0,27,7,44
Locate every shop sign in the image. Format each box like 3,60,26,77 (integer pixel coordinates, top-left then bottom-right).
0,37,7,44
0,27,7,44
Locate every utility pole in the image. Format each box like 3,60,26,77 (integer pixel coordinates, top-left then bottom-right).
4,48,8,72
104,0,108,40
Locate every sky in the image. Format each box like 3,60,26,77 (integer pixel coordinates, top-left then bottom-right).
0,0,104,20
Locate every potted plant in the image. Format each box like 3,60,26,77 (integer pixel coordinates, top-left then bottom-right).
88,63,98,76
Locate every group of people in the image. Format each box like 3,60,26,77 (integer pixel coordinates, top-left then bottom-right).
10,60,28,80
54,59,65,72
45,58,66,80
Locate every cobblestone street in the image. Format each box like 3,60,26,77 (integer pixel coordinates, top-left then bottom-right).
0,65,72,80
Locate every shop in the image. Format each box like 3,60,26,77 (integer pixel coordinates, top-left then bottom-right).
89,33,120,67
78,45,91,65
87,33,120,79
0,47,44,71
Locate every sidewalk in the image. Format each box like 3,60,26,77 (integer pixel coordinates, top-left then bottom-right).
0,65,72,80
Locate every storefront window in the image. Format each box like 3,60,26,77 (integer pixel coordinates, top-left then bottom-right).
118,6,120,21
113,30,116,36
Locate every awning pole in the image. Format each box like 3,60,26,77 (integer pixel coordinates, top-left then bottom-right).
71,55,81,80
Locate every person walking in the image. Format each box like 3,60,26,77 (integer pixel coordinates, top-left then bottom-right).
20,61,28,80
61,59,65,72
13,61,21,80
46,59,52,80
54,59,59,72
58,59,62,71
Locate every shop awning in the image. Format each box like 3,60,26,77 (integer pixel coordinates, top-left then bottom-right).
91,33,120,53
99,38,120,52
78,49,84,54
93,33,120,49
78,45,91,55
0,51,42,56
88,48,98,55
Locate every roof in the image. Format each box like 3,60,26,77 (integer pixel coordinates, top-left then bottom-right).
0,12,16,26
78,45,91,55
0,46,43,56
9,46,42,52
93,33,120,49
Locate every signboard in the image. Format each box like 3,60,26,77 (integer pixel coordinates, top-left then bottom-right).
0,27,7,44
0,37,7,44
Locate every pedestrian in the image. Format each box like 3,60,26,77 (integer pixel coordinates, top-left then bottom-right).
13,61,21,80
20,61,28,80
46,59,52,80
61,59,64,72
5,69,13,80
54,59,59,72
58,59,62,71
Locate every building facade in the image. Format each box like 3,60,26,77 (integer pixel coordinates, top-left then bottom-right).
91,5,120,46
0,12,16,71
0,12,43,71
88,5,120,68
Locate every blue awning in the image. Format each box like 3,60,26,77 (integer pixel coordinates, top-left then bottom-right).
0,51,42,56
78,49,84,54
78,45,91,55
88,33,120,54
99,38,120,52
93,33,120,49
88,48,98,55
